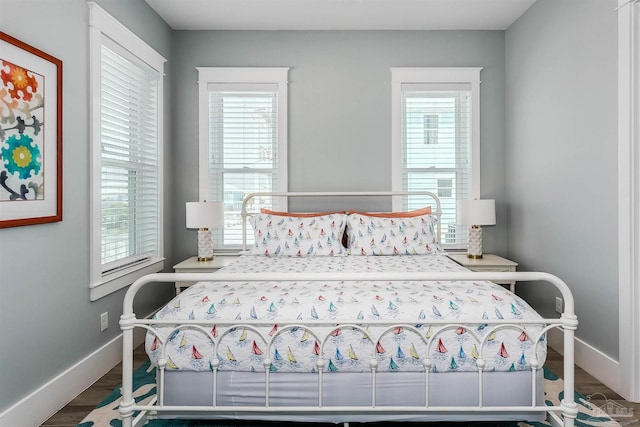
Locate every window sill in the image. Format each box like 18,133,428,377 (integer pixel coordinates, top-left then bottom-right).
90,257,165,301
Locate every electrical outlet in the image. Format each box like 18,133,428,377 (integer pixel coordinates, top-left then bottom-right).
100,312,109,331
555,297,563,314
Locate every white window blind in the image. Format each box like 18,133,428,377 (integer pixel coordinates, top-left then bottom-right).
100,42,160,271
208,87,279,248
403,85,471,246
89,2,166,300
391,68,481,249
198,68,289,251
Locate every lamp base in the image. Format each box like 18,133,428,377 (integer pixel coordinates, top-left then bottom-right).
197,228,214,262
467,225,483,259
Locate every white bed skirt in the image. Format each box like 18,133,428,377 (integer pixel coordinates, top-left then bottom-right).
159,369,546,423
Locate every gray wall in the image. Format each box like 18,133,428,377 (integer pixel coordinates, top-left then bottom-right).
171,30,509,262
505,0,619,357
0,0,175,415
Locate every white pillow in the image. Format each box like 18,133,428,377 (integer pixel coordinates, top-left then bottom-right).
249,213,347,256
347,212,441,255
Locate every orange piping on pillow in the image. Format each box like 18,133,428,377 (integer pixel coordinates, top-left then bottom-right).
348,206,432,218
260,208,346,218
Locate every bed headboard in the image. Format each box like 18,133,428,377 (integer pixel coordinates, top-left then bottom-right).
240,191,443,252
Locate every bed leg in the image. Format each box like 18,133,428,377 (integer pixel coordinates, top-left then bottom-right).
561,316,579,427
119,314,136,427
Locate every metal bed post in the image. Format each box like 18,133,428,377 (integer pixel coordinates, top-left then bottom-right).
119,273,164,427
119,312,136,427
424,358,431,407
158,358,166,407
264,359,271,408
561,308,579,426
477,359,485,408
317,361,324,408
370,358,378,408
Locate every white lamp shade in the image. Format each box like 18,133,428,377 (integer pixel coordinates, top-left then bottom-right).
186,201,223,229
457,199,496,226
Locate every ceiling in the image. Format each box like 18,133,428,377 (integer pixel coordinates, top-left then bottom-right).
144,0,538,31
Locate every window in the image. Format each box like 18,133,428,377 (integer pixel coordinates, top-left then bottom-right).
197,67,289,251
88,3,166,300
423,114,439,144
437,178,453,198
391,67,482,249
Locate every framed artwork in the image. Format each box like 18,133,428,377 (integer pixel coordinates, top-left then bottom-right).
0,31,62,228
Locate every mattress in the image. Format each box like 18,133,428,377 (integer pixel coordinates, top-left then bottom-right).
146,254,547,375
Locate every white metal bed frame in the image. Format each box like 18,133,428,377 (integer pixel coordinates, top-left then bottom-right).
119,191,579,427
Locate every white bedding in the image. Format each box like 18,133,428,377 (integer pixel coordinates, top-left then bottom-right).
146,254,546,374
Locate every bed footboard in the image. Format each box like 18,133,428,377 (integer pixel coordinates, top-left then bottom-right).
120,271,578,427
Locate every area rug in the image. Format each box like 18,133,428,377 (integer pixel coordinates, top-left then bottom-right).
78,362,621,427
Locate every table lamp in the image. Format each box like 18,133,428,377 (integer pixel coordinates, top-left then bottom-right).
186,201,223,261
456,199,496,259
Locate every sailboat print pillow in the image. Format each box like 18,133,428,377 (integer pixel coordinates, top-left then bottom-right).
249,213,347,256
347,212,441,255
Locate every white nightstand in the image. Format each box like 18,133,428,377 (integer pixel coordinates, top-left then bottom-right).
447,253,519,292
173,254,239,295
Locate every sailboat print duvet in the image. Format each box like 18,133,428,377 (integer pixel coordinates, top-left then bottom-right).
145,254,546,374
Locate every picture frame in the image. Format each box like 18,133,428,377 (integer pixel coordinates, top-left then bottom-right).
0,31,62,228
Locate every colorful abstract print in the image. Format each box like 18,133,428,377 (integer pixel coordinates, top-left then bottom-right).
146,255,546,375
1,59,45,201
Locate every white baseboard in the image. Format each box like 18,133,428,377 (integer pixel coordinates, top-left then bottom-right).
0,330,145,427
548,328,621,395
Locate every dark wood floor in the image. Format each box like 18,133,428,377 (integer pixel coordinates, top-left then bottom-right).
542,351,640,426
42,347,640,427
41,345,148,427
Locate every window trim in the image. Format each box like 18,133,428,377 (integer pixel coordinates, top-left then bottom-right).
197,67,289,202
390,67,482,247
197,67,289,250
617,0,640,401
88,2,166,301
